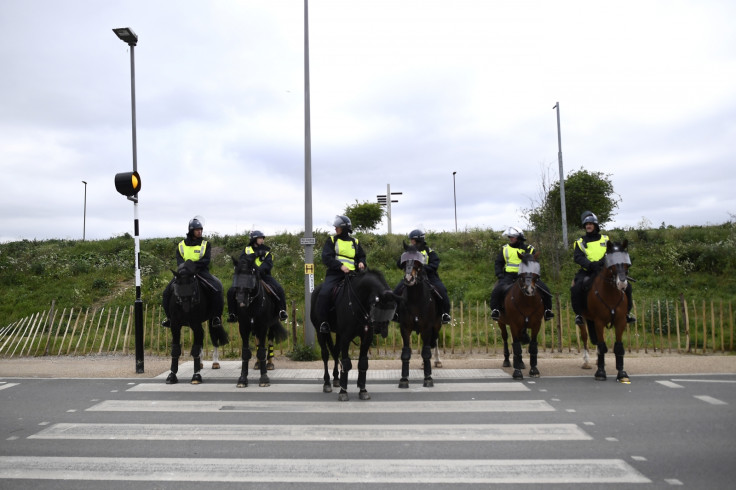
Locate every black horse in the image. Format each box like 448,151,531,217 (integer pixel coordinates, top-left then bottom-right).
310,270,398,401
396,244,443,388
231,254,288,388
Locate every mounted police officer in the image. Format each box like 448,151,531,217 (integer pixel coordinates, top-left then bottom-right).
394,229,452,324
227,230,288,322
571,211,636,326
490,226,554,322
315,215,366,334
161,218,224,328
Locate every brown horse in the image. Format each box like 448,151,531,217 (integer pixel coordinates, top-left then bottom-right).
497,252,544,380
578,239,632,383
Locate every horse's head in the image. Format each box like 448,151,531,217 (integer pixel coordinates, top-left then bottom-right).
604,239,631,291
172,260,200,312
232,254,260,308
517,251,541,297
400,243,426,287
351,270,399,337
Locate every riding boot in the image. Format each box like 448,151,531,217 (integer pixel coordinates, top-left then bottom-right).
625,284,636,323
491,309,500,321
575,315,585,326
441,313,451,324
161,318,171,328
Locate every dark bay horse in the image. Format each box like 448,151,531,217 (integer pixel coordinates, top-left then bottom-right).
310,270,398,401
166,261,209,384
579,240,633,383
496,252,544,380
231,255,288,388
396,245,443,388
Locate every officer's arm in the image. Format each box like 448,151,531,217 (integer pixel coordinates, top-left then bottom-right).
321,239,342,271
259,252,274,274
176,247,185,266
494,250,505,278
356,242,367,269
573,242,593,269
426,250,440,273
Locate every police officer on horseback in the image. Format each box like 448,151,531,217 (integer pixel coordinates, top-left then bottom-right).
490,226,554,322
394,229,452,324
316,215,366,334
161,218,224,328
571,211,636,326
226,230,288,322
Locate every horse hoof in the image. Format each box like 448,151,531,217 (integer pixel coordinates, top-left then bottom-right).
259,376,270,387
529,368,540,378
212,362,220,370
617,371,631,384
338,392,349,402
519,361,526,369
359,390,371,400
190,373,202,384
423,378,434,388
165,373,178,384
266,361,275,371
434,361,442,368
595,369,607,381
332,379,340,388
582,362,592,370
323,384,333,393
513,369,523,380
502,360,511,368
399,379,409,389
253,360,260,369
237,376,248,388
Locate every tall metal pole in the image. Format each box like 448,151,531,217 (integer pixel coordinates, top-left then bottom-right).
303,0,315,347
553,102,568,247
452,171,457,233
82,181,87,241
386,183,392,235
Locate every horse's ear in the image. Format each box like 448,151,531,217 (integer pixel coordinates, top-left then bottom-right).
533,251,541,261
402,241,408,251
170,269,178,278
606,241,614,253
621,239,628,250
231,255,238,266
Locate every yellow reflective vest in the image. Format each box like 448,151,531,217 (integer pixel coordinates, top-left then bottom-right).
575,235,609,264
332,236,359,270
503,243,535,273
178,240,208,262
245,246,270,267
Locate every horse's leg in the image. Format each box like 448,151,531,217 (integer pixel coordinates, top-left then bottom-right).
357,345,371,400
166,327,181,384
190,343,203,384
528,335,540,378
330,334,340,388
421,343,434,388
614,334,630,383
511,340,524,380
594,323,608,381
237,322,250,388
338,349,352,402
266,343,275,371
318,334,332,393
500,323,511,368
398,330,412,389
433,344,443,368
257,330,270,387
579,323,591,369
212,345,220,370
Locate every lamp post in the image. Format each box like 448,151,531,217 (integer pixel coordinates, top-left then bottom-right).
81,181,87,241
452,171,458,233
113,26,144,373
302,1,315,347
553,102,568,247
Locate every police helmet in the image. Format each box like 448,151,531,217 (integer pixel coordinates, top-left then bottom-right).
249,230,265,244
503,226,525,240
188,218,203,233
408,229,426,243
333,215,353,233
581,211,599,227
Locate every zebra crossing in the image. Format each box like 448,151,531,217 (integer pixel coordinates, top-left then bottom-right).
0,367,652,485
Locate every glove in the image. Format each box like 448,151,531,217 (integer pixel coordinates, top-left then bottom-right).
589,261,601,273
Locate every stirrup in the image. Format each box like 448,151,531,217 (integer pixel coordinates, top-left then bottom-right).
575,315,584,326
490,309,500,320
544,309,554,321
211,316,222,328
279,310,288,321
319,322,330,334
441,313,451,324
227,313,237,323
626,314,636,324
161,318,171,328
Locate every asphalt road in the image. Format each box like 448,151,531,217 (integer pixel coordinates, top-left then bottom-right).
1,368,735,489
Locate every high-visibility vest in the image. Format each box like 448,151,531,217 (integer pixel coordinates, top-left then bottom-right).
332,236,359,270
503,243,534,273
178,240,208,262
245,246,270,267
576,235,609,264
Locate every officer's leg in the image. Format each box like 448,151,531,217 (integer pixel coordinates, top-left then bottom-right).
490,281,503,320
537,279,554,321
625,283,636,323
570,272,586,326
203,274,224,326
431,277,451,323
226,287,237,322
161,279,174,327
266,276,288,321
316,276,337,333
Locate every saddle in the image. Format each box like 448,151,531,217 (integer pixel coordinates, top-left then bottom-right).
261,280,281,303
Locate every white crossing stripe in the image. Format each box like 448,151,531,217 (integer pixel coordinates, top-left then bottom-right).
30,422,591,441
0,456,651,484
0,383,19,391
694,395,727,405
656,381,684,388
87,399,554,413
672,379,736,384
128,381,530,393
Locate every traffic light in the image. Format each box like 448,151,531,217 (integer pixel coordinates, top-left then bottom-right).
114,171,141,197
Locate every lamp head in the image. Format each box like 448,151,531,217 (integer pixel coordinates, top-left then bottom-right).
113,27,138,46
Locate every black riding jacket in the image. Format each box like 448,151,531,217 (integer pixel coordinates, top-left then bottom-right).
241,243,274,276
494,241,534,279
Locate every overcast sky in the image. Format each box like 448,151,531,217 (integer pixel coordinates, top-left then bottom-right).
2,0,735,243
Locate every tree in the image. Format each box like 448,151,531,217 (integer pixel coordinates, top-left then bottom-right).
528,167,620,231
344,200,385,233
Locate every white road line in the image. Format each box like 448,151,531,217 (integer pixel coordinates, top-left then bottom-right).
0,382,19,391
671,379,736,384
87,399,555,413
0,456,651,484
694,395,727,405
656,381,684,388
30,422,591,442
128,381,529,393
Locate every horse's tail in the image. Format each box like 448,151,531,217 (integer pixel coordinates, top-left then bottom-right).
269,321,289,343
209,322,230,347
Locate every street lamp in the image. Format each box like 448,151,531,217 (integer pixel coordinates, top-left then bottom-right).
113,26,144,373
82,181,87,241
302,1,315,347
552,102,569,247
452,171,458,233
